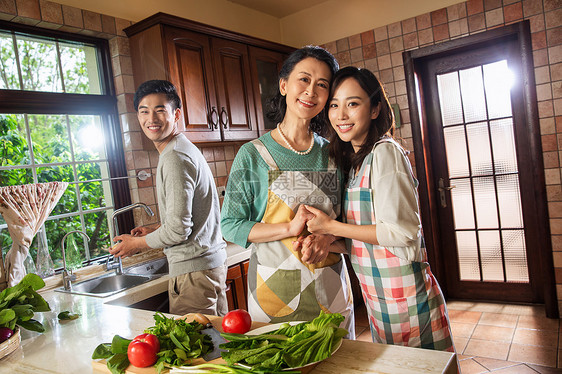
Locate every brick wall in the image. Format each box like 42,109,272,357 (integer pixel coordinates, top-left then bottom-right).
319,0,562,312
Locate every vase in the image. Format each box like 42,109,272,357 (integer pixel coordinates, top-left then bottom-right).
35,229,54,278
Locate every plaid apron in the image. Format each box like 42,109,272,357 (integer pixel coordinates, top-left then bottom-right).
344,139,453,351
247,139,355,337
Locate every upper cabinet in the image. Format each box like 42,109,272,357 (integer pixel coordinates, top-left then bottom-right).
125,13,294,143
248,47,286,134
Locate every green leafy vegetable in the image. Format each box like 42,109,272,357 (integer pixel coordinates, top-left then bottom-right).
169,362,299,373
58,311,80,320
144,312,215,373
91,343,113,359
0,273,50,332
219,311,346,372
91,335,131,374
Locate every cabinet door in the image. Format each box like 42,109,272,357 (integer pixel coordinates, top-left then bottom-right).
164,27,221,142
211,38,258,141
226,263,247,311
249,47,286,134
241,260,249,304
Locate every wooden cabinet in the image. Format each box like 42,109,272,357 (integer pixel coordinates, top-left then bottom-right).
226,261,248,311
249,47,286,134
125,13,293,143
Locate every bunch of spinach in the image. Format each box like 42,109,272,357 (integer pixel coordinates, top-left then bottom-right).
0,273,50,333
219,311,347,371
91,335,132,374
145,312,214,373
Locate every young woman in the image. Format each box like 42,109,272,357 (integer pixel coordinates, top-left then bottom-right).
303,66,454,351
221,46,355,336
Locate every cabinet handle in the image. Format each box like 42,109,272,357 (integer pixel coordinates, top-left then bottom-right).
209,106,219,130
220,107,229,129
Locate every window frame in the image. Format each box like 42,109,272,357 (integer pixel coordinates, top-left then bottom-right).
0,20,132,268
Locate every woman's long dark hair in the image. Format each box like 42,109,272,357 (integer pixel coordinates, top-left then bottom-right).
325,66,394,178
266,45,339,134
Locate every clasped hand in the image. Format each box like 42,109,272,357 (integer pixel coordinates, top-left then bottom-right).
291,205,336,264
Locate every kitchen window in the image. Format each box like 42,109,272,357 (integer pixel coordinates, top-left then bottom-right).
0,23,130,272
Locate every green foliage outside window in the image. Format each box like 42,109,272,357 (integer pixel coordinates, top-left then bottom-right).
0,114,112,269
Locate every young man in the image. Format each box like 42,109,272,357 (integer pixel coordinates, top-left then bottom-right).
110,80,228,316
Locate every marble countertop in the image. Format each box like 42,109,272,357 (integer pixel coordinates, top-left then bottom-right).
0,242,457,374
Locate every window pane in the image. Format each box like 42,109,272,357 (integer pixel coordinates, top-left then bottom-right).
52,184,78,216
457,231,479,280
444,125,469,178
451,178,475,229
473,176,498,229
503,230,529,282
28,114,72,163
0,218,12,261
59,42,101,94
479,230,504,281
77,162,102,181
437,71,464,126
490,118,518,174
484,60,512,119
460,67,487,123
0,32,20,89
79,180,110,210
16,35,62,92
497,174,523,228
37,165,74,184
84,210,111,260
70,115,106,161
0,168,33,185
466,122,492,176
0,114,30,166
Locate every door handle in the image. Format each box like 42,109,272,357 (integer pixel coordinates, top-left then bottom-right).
220,107,229,129
209,106,219,129
438,177,456,208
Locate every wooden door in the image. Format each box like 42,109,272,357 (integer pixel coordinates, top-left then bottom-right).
211,38,258,141
164,27,221,142
423,40,539,302
404,22,557,316
248,46,286,134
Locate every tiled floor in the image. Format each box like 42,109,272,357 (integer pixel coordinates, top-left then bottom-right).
353,300,562,373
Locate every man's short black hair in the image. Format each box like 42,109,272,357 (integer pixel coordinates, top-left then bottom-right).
133,80,182,111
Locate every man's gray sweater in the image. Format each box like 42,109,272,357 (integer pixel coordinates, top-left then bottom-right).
146,133,226,277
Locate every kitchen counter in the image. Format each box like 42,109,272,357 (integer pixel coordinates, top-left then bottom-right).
0,242,457,374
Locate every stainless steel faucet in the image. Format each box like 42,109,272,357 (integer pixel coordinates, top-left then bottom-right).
61,230,90,290
107,202,155,274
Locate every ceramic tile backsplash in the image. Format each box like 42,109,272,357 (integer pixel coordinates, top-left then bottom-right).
61,4,83,29
38,0,62,25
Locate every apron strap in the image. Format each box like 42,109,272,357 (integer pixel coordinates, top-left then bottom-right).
251,139,278,170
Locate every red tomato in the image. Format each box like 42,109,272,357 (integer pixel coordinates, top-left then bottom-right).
127,333,160,367
222,309,252,334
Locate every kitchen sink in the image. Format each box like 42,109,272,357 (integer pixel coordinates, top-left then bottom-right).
66,273,151,297
124,256,168,276
55,257,168,298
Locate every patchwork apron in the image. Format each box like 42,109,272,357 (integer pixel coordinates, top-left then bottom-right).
247,139,355,337
344,140,453,351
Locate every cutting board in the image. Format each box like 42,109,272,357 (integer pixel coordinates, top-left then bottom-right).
92,314,270,374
